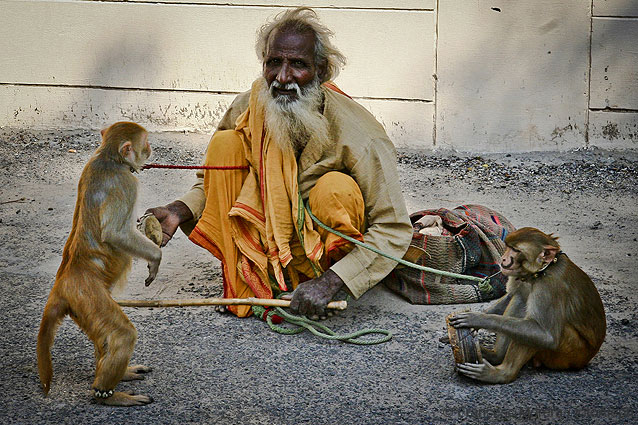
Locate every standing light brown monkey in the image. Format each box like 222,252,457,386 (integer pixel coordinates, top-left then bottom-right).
449,227,606,384
37,122,162,406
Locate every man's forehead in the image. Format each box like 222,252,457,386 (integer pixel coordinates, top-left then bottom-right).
267,29,315,58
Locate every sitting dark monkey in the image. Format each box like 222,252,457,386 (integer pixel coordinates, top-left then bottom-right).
37,122,161,405
449,227,606,384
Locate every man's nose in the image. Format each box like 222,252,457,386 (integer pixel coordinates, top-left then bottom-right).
276,62,292,84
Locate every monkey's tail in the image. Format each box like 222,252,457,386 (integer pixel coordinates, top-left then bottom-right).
37,294,68,395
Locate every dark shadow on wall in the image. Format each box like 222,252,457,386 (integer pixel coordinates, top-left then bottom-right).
81,27,162,132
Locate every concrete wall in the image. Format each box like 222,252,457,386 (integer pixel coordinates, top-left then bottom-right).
0,0,636,151
589,0,638,148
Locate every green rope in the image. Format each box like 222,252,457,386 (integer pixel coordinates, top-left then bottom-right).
253,305,392,345
256,192,491,345
297,191,322,278
303,201,492,289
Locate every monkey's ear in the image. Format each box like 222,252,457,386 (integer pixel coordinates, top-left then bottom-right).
119,141,133,159
101,128,107,137
540,246,559,263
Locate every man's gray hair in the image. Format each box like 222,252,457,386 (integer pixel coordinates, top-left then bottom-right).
256,7,347,83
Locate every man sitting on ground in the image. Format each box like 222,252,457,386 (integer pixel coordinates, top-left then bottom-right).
148,7,413,319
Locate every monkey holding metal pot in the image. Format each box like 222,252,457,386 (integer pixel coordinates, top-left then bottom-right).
449,227,606,384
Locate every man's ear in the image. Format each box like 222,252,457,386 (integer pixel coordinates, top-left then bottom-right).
119,141,132,158
317,61,328,82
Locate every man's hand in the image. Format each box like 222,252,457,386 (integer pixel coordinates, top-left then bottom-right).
289,269,344,320
144,201,193,247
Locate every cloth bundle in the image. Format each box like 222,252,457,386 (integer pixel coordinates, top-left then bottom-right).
384,204,515,304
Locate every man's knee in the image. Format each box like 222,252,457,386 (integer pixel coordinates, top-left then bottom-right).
310,171,362,202
204,130,245,165
309,171,364,224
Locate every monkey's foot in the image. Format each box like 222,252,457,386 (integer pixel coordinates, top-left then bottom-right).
96,390,153,406
122,364,152,381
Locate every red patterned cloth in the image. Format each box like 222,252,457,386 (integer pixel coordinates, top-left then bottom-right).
384,204,515,304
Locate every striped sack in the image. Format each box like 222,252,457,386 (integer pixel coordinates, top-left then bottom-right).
384,204,515,304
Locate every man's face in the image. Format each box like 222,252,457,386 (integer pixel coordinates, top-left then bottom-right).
263,29,321,102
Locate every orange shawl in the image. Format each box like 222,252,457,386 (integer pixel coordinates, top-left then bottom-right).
227,79,324,295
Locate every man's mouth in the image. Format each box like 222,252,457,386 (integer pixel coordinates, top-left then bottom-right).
270,81,301,100
273,87,297,97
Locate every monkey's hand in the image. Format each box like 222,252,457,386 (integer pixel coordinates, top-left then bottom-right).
289,269,344,320
448,312,485,329
145,201,193,247
456,360,500,383
145,252,162,287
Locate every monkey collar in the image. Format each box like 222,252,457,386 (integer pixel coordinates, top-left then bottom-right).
527,251,564,280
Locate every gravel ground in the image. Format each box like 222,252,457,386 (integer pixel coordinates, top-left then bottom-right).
0,129,636,424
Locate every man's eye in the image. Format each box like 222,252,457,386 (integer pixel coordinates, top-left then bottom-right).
292,60,307,67
267,59,280,66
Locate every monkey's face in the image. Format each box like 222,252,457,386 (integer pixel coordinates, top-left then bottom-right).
121,133,152,171
132,133,151,166
500,242,541,277
502,227,561,278
140,133,151,160
500,245,522,277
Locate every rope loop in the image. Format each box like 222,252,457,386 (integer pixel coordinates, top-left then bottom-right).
253,305,392,345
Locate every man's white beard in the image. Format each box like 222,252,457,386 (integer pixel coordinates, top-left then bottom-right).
257,77,330,155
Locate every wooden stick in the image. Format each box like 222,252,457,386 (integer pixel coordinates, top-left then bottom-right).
116,297,348,310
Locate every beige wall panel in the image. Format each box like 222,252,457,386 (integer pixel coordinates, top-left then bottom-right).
0,85,432,148
590,18,638,109
589,110,638,149
356,100,434,149
0,1,261,92
436,0,590,152
594,0,638,17
0,85,237,134
123,0,435,9
0,1,433,100
319,9,434,100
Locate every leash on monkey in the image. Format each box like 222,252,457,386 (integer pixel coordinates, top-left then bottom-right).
141,163,250,171
127,163,497,344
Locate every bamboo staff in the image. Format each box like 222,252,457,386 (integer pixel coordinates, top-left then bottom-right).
116,297,348,310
